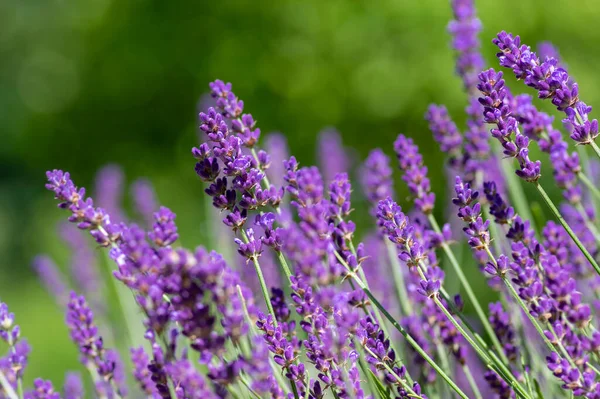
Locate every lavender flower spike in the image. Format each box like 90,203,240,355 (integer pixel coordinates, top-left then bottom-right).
66,292,124,398
448,0,484,92
477,69,541,182
393,134,435,214
493,31,599,145
426,105,463,155
31,256,69,306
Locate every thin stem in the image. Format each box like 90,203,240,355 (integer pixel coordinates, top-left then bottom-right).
578,171,600,205
332,249,414,386
251,148,281,216
241,230,278,325
574,203,600,246
362,346,422,398
339,266,469,398
239,376,263,399
534,183,600,276
493,140,535,224
237,285,293,395
428,214,510,366
462,364,483,399
0,369,18,399
432,297,530,399
97,229,146,350
589,141,600,162
482,247,556,355
384,240,413,317
276,251,293,281
290,380,301,399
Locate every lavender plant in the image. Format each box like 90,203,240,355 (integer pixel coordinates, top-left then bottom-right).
3,1,600,398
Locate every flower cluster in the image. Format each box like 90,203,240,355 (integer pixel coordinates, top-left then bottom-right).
494,31,599,145
6,4,600,399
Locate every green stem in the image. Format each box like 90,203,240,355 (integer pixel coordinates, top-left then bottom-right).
241,230,278,325
340,267,469,398
277,251,293,281
384,240,413,317
462,364,483,399
534,182,600,276
290,380,301,399
575,203,600,246
236,286,292,395
589,141,600,162
0,369,18,399
362,345,423,398
428,214,510,366
493,140,535,224
333,249,414,386
432,297,530,399
97,228,147,350
578,172,600,217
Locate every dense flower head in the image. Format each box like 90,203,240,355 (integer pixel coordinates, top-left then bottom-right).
317,128,349,184
63,372,84,399
31,256,69,306
66,292,120,393
453,177,491,250
148,206,179,247
376,197,428,268
488,302,519,362
426,105,463,155
448,0,484,92
477,69,541,182
25,379,60,399
360,148,394,211
393,134,435,214
94,164,126,225
131,178,159,227
493,31,599,145
45,170,122,246
512,94,582,203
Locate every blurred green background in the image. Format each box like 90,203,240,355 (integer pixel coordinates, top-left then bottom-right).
2,0,600,390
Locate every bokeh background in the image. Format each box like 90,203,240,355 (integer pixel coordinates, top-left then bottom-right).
2,0,600,389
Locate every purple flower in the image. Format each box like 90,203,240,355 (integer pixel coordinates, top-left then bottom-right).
25,379,60,399
66,292,123,397
448,0,484,92
148,206,179,247
493,31,599,145
94,164,126,224
131,178,159,227
317,128,349,184
130,347,160,397
393,134,436,214
234,228,263,261
63,372,84,399
537,41,562,63
360,149,394,213
0,339,30,392
59,224,104,312
376,197,427,268
94,165,126,222
477,69,541,182
489,302,519,362
31,256,69,306
167,359,216,399
426,105,463,155
0,302,19,345
256,312,308,396
417,279,441,298
45,170,122,247
264,133,290,190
